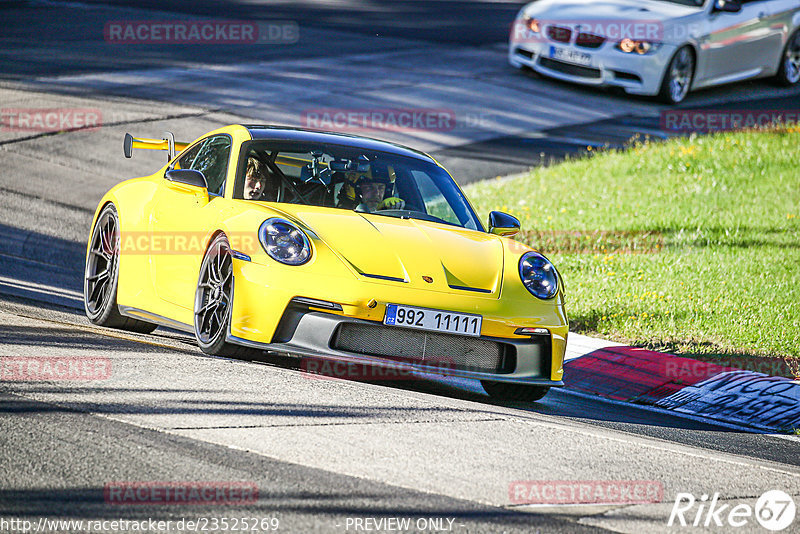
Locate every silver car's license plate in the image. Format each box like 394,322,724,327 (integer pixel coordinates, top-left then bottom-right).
550,46,591,66
383,304,482,337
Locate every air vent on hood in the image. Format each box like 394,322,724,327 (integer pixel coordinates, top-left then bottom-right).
449,285,492,294
361,273,406,283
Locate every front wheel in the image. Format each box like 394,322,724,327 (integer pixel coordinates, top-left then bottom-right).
84,204,157,333
481,380,550,402
775,30,800,86
194,233,259,359
659,46,694,104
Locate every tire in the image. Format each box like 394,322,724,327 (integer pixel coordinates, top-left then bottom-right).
659,46,695,104
481,380,550,402
84,204,157,334
775,30,800,86
194,233,260,359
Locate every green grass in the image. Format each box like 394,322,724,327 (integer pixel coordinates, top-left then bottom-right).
465,127,800,372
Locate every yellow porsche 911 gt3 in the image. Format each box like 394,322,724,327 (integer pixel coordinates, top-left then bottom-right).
84,124,568,401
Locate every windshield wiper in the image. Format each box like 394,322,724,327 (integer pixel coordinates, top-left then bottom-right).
360,209,454,226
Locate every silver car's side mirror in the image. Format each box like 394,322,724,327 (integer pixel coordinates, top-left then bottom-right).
488,211,520,237
714,0,741,13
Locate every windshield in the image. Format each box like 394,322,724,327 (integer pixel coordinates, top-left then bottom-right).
235,141,482,231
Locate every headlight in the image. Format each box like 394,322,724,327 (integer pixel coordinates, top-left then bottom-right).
258,218,311,265
519,252,559,300
616,38,660,55
522,16,540,33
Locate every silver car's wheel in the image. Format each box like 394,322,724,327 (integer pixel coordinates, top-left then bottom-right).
659,46,694,104
776,30,800,86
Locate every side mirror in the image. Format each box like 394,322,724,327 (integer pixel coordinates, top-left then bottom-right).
165,169,208,190
713,0,741,13
488,211,520,237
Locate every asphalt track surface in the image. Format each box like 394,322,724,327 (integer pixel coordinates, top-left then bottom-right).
1,1,800,533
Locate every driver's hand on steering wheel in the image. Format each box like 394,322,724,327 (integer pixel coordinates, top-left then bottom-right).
379,197,405,210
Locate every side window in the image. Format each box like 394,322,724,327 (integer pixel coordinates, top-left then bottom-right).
173,135,232,196
173,142,203,170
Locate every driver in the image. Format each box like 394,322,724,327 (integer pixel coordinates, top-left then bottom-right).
337,169,405,212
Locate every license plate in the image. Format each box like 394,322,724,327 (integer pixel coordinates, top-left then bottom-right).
383,304,482,337
550,46,591,66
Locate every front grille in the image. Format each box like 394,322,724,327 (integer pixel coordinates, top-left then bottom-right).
538,57,602,79
331,322,515,374
547,26,572,43
576,32,604,48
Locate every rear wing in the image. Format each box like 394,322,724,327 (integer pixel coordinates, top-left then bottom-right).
124,132,189,161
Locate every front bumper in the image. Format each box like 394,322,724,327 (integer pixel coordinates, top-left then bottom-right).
508,38,676,96
227,257,567,384
228,309,564,387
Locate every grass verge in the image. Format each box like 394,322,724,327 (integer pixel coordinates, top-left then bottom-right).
465,127,800,376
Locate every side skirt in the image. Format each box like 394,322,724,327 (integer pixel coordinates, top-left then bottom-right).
118,305,194,333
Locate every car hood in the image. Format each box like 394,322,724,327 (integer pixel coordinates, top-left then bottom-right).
522,0,699,25
274,205,505,295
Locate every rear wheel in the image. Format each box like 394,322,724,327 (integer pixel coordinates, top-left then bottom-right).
481,380,550,402
194,233,259,359
775,30,800,86
659,46,694,104
84,204,157,333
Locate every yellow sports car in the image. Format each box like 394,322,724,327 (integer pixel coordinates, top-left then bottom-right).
84,125,567,401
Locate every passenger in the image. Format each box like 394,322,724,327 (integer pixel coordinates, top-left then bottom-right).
243,157,271,200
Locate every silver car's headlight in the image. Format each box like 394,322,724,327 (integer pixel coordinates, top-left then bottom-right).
258,218,311,265
519,252,559,300
521,16,541,34
616,39,661,55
